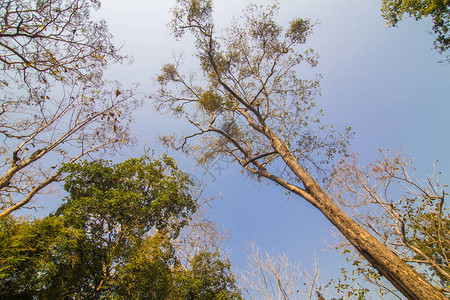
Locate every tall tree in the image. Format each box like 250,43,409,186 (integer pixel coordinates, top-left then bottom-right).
154,0,446,298
0,0,138,216
381,0,450,62
0,156,242,299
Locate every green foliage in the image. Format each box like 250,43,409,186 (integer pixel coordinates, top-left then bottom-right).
157,63,179,85
0,156,242,299
0,215,81,298
171,0,214,38
382,0,450,60
287,18,313,44
198,90,224,113
113,233,178,299
408,202,450,287
172,251,242,299
326,259,378,299
59,155,196,238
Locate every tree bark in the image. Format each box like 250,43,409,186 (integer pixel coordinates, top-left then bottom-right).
312,188,446,300
267,130,447,300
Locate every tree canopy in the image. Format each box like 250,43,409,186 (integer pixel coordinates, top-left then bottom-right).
0,156,242,299
382,0,450,61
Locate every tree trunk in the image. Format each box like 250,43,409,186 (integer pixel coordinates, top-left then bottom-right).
267,130,447,299
312,188,446,300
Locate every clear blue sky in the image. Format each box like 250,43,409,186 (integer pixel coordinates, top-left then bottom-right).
98,0,449,294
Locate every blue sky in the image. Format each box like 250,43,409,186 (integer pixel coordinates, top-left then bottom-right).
97,0,449,293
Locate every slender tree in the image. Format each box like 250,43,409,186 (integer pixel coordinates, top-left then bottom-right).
240,243,322,300
154,0,447,298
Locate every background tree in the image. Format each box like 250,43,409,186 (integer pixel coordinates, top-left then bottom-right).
328,150,449,297
0,0,123,85
0,156,242,299
381,0,450,62
238,243,375,300
172,200,232,269
171,250,242,299
0,214,80,298
240,243,322,300
0,0,138,216
154,0,446,298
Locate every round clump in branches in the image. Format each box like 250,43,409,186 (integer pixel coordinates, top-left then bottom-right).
198,90,223,113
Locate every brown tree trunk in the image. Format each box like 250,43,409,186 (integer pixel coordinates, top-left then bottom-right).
312,188,446,300
266,130,447,299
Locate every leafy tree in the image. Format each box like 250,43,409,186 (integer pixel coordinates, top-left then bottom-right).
0,0,138,216
0,156,242,299
52,155,196,298
381,0,450,61
171,251,243,299
0,215,81,298
328,150,449,297
113,232,179,299
58,155,196,238
154,0,446,298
